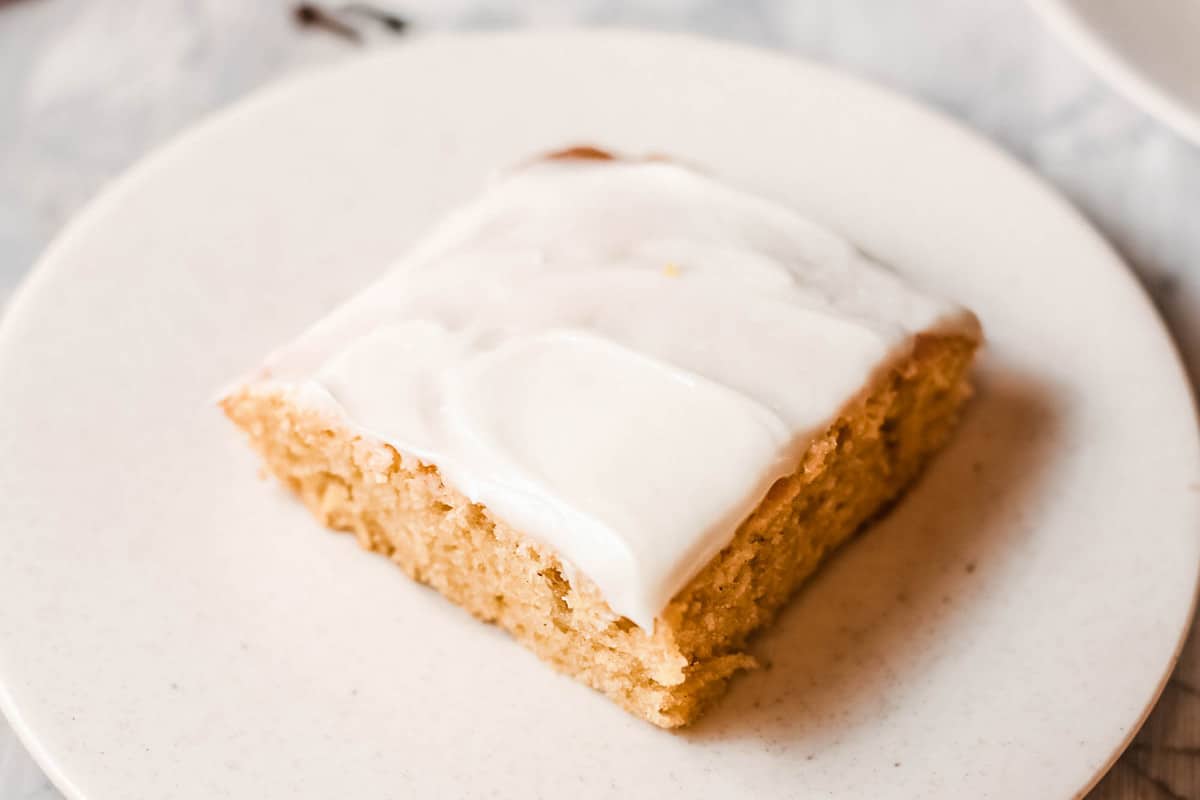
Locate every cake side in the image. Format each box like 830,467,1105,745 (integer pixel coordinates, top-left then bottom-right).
222,330,977,727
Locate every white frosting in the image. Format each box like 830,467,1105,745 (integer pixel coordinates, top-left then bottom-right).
254,155,978,631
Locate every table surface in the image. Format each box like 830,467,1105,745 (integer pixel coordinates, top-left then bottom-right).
2,1,1199,798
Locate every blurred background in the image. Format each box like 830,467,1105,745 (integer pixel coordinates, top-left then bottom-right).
1,2,1198,798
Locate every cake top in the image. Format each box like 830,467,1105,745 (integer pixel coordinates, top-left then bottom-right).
257,150,979,630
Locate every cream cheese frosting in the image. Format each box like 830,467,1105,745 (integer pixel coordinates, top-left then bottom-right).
252,152,979,630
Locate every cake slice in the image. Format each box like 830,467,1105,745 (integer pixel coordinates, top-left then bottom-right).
221,147,981,728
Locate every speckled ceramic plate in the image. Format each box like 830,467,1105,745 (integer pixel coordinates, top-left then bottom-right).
1031,0,1200,147
0,31,1197,800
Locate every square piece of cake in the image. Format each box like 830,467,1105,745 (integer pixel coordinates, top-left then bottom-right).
221,147,981,728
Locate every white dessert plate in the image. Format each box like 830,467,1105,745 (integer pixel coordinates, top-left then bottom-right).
1030,0,1200,146
0,31,1197,800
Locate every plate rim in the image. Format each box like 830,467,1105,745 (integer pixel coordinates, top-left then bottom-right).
1,28,1198,800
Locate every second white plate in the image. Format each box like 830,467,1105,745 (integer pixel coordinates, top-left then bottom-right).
0,31,1197,800
1032,0,1200,146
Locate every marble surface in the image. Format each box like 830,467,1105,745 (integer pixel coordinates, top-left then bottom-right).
1,1,1198,798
